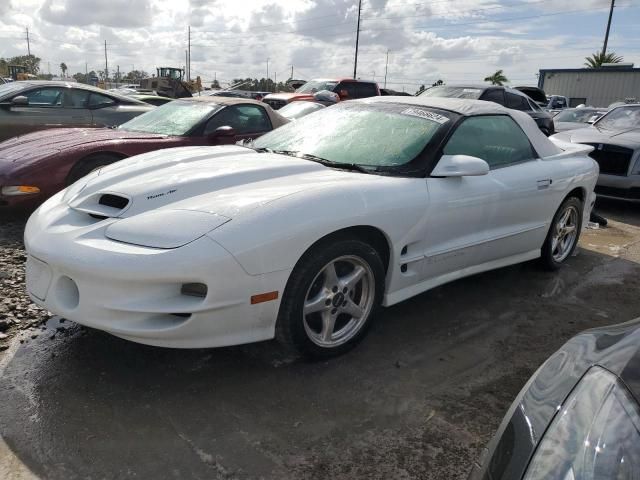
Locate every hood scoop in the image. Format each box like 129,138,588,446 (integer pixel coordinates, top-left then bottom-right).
69,192,131,219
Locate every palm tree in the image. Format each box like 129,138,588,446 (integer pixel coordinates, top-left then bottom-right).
584,51,623,68
60,62,67,77
484,69,508,86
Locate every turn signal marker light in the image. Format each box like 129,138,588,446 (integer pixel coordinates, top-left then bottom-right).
1,185,41,196
251,291,279,304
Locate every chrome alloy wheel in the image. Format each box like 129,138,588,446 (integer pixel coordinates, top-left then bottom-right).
302,255,375,348
552,205,579,262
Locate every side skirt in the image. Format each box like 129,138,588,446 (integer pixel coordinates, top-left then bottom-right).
382,249,541,307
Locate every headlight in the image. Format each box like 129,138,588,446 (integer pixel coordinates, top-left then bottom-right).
105,210,230,249
524,366,640,479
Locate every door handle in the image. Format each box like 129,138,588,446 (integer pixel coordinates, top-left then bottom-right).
537,179,552,190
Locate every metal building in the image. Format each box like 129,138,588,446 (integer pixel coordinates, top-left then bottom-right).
538,65,640,108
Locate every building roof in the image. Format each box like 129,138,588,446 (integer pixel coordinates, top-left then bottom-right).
539,67,640,74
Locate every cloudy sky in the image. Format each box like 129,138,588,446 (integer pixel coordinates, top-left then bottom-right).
1,0,639,93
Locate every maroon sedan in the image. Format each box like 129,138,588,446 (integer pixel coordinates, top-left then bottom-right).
0,96,288,211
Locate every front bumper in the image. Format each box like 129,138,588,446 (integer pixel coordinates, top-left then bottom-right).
24,195,290,348
596,173,640,201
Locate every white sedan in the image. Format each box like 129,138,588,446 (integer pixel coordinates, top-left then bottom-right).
24,97,598,358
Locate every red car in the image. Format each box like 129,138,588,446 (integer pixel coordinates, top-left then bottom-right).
0,96,288,211
262,78,380,110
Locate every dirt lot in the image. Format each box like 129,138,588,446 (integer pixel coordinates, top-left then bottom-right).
1,199,640,480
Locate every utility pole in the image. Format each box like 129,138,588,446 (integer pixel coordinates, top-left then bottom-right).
291,65,293,79
601,0,615,58
104,40,108,84
274,71,277,92
25,27,30,56
116,65,120,87
384,50,389,88
353,0,362,79
188,25,191,82
185,50,188,79
85,62,87,82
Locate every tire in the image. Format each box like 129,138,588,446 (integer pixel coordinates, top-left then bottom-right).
66,154,122,185
540,197,583,271
275,237,385,359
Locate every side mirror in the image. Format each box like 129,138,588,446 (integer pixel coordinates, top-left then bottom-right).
431,154,490,177
11,96,28,106
338,89,349,99
208,125,236,143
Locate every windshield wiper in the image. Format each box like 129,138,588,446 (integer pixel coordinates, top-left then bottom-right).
270,150,375,174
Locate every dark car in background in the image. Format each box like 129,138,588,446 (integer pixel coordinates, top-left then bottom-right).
420,85,555,135
469,318,640,480
0,97,288,210
263,78,380,109
0,81,154,142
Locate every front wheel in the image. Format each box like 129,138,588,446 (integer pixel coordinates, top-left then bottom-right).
540,197,583,270
276,238,385,359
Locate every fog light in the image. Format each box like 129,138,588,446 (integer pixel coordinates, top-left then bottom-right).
181,283,207,298
2,185,41,196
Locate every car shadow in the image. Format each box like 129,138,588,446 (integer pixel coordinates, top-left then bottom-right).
2,240,640,479
595,197,640,227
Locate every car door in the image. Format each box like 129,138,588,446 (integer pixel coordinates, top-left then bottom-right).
61,88,93,126
88,92,123,127
203,104,273,144
3,86,77,138
423,114,557,280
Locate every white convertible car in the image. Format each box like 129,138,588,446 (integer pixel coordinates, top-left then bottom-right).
24,97,598,357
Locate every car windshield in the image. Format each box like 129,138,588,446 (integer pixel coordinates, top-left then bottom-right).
555,109,603,123
119,100,221,135
595,105,640,130
296,80,339,94
253,102,451,168
278,101,325,120
419,86,483,99
0,82,26,99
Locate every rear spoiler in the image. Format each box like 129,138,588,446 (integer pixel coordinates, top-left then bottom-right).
546,138,594,159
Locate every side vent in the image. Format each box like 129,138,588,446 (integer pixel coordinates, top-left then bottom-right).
99,194,129,210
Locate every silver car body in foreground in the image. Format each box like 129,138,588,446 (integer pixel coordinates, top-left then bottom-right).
552,104,640,201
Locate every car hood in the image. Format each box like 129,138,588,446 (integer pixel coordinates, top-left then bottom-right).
553,126,640,148
554,121,591,132
477,319,640,480
0,128,170,164
65,145,365,220
263,92,315,102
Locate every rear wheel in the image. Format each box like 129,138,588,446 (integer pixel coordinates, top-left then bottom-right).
540,197,583,270
66,154,122,185
276,238,384,359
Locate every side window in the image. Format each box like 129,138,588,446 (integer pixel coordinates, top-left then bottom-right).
442,115,536,169
18,87,64,107
505,92,530,111
205,105,272,135
528,98,542,111
64,89,90,108
89,93,116,108
335,82,357,99
479,89,505,106
354,83,378,98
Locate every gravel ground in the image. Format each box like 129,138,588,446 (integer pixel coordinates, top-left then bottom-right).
0,215,50,352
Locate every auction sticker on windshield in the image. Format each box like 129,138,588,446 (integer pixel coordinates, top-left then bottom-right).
401,108,449,124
